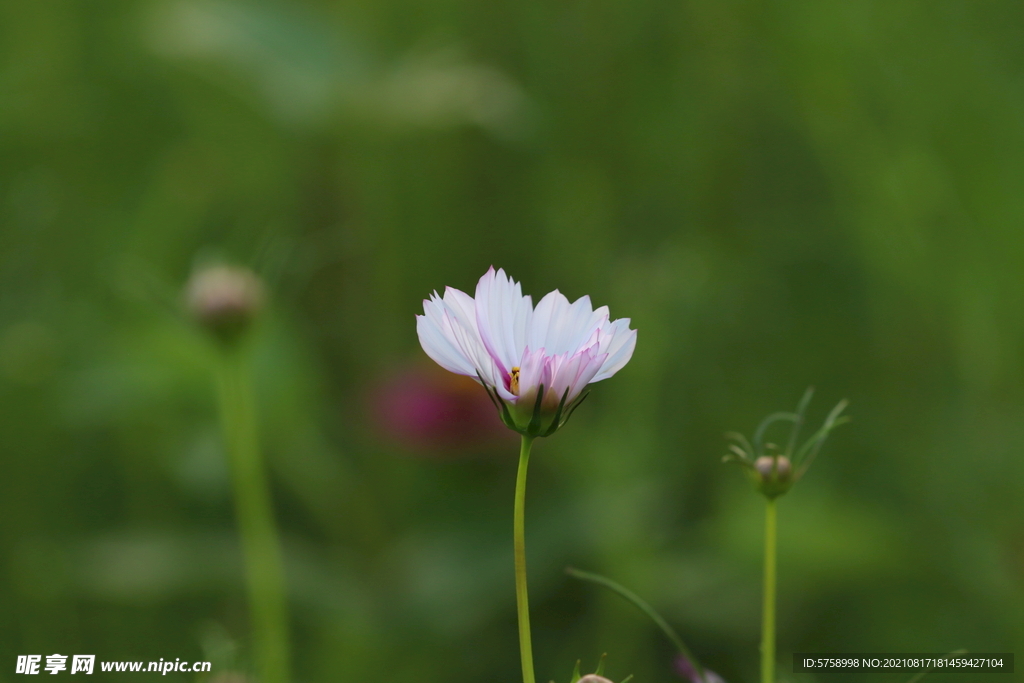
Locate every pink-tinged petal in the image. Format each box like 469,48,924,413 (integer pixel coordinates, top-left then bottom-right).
548,294,593,354
420,291,480,371
436,289,486,366
577,348,606,389
530,291,604,355
441,286,477,329
562,295,598,351
543,350,573,395
516,346,551,400
591,316,629,357
591,320,636,381
549,345,607,402
558,297,614,355
579,305,612,346
475,267,532,376
512,292,532,358
419,286,515,399
443,307,514,400
572,348,608,391
416,297,476,376
528,289,570,352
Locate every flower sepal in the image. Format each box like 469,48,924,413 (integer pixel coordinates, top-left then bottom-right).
480,376,589,438
556,654,632,683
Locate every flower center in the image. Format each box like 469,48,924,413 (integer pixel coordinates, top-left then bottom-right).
509,367,520,395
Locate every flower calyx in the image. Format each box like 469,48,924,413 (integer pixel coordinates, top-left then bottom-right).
479,374,589,438
722,387,849,500
559,654,632,683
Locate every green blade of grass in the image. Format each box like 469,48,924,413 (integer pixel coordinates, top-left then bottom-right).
566,567,708,682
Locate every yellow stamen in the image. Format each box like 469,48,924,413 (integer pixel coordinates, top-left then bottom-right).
509,367,520,395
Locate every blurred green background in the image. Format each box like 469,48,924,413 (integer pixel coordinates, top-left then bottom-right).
1,1,1022,681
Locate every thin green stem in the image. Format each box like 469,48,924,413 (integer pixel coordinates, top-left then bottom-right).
761,498,777,683
565,567,706,682
514,435,536,683
216,350,290,683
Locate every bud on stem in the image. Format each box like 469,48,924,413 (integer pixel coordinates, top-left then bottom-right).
186,265,264,345
754,455,792,499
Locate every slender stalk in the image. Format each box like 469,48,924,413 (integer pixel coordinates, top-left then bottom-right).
565,567,706,682
761,498,777,683
216,349,290,683
514,435,536,683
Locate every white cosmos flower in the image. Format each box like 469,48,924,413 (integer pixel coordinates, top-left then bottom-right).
417,267,636,436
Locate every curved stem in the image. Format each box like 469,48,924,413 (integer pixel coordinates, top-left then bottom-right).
565,567,706,682
761,498,777,683
216,350,290,683
514,435,536,683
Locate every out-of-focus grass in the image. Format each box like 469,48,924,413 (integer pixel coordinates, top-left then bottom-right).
1,1,1022,681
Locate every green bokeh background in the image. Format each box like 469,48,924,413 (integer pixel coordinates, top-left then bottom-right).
1,1,1021,681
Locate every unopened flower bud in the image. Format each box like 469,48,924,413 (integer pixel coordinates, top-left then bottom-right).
577,676,614,683
186,265,264,344
754,455,792,498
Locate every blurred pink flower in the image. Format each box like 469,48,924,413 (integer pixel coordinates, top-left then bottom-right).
372,363,511,452
674,655,726,683
416,267,636,436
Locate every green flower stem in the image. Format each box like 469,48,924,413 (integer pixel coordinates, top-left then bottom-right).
761,497,778,683
514,435,536,683
564,567,706,682
216,349,290,683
